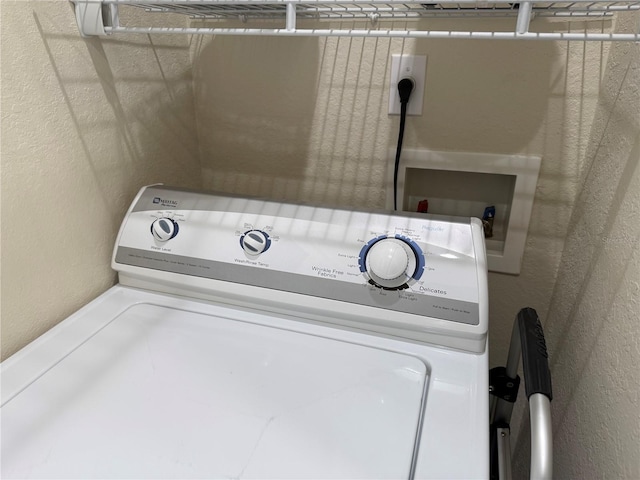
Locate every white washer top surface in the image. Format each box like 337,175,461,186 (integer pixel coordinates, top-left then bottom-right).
2,286,488,479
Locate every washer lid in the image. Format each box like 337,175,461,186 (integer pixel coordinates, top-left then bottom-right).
2,304,428,479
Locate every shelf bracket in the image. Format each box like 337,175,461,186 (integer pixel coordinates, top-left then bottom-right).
72,0,109,37
515,1,533,35
286,2,297,31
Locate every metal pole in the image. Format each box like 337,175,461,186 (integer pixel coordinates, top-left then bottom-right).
496,427,513,480
530,393,553,480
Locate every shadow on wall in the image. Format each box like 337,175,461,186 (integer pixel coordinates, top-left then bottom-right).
192,33,319,199
1,4,202,360
408,19,561,153
191,18,558,209
510,34,640,478
33,11,201,225
408,18,558,154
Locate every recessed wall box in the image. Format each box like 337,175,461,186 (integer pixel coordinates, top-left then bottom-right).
388,149,541,274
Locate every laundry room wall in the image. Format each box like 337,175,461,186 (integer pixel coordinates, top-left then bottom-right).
190,19,610,366
0,1,202,360
512,14,640,478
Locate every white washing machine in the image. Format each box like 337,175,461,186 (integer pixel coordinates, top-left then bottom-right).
1,185,489,479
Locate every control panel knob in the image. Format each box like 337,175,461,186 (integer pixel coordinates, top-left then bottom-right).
151,217,178,242
367,240,409,280
241,230,270,255
359,236,424,290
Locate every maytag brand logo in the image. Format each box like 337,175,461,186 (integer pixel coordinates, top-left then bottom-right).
152,197,178,208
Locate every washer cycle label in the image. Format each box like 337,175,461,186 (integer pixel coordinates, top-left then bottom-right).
420,286,448,295
312,266,345,279
115,246,479,325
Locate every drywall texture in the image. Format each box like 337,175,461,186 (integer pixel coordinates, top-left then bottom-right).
1,1,201,360
512,14,640,478
191,19,610,366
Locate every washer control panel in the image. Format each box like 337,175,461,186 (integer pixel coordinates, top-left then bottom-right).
113,186,488,333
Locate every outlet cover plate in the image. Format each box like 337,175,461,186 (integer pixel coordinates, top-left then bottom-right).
388,54,427,116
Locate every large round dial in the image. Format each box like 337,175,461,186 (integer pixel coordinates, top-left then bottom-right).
240,230,271,255
367,240,409,280
151,217,178,242
359,235,425,289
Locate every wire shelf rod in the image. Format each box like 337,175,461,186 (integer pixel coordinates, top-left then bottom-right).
135,3,636,15
103,0,639,5
173,4,630,11
103,25,640,40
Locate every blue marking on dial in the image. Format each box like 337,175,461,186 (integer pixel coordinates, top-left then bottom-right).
358,235,388,273
394,234,425,280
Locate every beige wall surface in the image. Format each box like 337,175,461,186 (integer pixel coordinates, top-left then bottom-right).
0,1,202,360
191,19,609,366
512,14,640,479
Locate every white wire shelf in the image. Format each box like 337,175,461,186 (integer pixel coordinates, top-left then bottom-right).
72,0,640,40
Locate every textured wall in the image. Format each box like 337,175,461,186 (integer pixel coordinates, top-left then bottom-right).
1,1,201,360
512,14,640,478
191,19,610,366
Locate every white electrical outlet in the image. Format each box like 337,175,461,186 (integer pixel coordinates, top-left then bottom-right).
388,54,427,116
